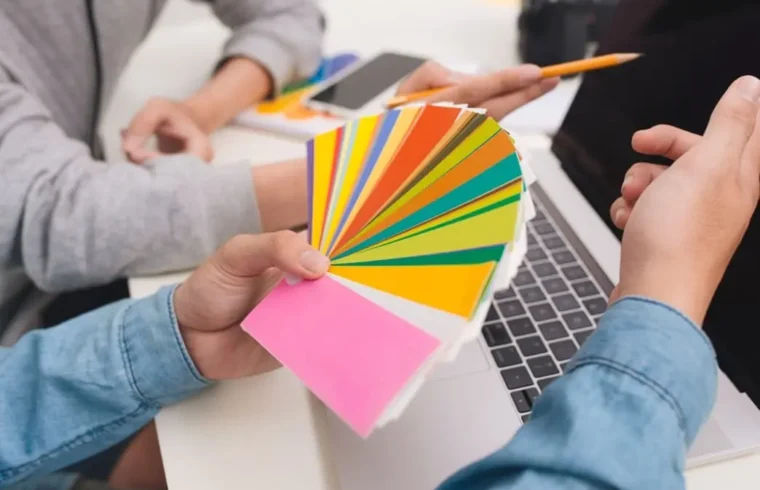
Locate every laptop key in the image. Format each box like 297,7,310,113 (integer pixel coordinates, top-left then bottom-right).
507,316,536,337
513,270,536,287
574,329,594,346
494,288,516,300
497,299,525,318
482,323,511,347
538,321,568,341
533,222,555,236
501,366,533,389
529,302,557,322
527,355,559,378
550,339,578,361
532,262,558,278
561,265,587,281
528,233,538,246
552,293,580,312
542,277,568,294
511,390,532,413
521,414,531,424
486,304,500,322
525,387,540,407
517,336,548,357
519,286,546,304
542,236,565,250
492,345,521,367
584,297,608,316
563,310,592,330
552,250,575,265
537,376,558,392
534,208,546,220
526,247,548,262
559,362,569,373
572,280,599,298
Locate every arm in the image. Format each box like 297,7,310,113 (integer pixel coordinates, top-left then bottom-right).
439,297,716,490
0,81,305,292
0,286,206,487
185,0,324,131
0,231,330,487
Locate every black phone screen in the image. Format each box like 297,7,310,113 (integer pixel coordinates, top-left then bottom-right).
309,52,426,110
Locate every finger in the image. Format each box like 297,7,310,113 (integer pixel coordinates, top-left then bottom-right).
702,76,760,161
123,98,170,152
427,64,543,107
620,162,667,203
480,77,559,120
632,125,701,160
610,197,632,230
156,122,213,162
397,61,457,94
125,146,161,164
214,231,330,281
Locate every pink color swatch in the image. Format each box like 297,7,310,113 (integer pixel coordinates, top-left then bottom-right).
241,276,440,437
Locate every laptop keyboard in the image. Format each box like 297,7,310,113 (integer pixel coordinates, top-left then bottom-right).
482,200,610,423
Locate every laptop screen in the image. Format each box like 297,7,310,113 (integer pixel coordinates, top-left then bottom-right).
551,0,760,402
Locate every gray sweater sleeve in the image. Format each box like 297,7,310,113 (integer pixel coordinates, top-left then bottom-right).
0,81,261,293
199,0,324,93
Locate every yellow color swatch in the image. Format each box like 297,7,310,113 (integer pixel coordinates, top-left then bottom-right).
321,114,380,253
333,182,522,265
330,262,496,318
309,130,339,249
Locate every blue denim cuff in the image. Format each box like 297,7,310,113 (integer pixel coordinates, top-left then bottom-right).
569,296,717,447
119,285,211,407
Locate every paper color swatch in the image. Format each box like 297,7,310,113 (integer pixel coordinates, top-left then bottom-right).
243,104,531,436
242,277,439,437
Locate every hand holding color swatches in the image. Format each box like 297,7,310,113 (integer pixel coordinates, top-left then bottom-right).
242,104,530,437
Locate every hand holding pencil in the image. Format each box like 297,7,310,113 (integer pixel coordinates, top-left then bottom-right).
390,53,641,117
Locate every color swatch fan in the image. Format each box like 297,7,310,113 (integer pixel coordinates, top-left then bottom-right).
242,104,530,437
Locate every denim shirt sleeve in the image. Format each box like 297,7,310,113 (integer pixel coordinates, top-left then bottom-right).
438,296,718,490
0,286,210,487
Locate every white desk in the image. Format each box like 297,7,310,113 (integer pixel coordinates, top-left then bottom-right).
119,0,760,488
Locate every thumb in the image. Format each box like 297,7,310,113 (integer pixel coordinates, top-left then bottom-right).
701,76,760,163
213,231,330,281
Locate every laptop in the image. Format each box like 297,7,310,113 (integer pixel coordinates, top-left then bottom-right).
317,2,760,487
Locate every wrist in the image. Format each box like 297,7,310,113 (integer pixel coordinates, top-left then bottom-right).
181,96,219,134
615,269,716,327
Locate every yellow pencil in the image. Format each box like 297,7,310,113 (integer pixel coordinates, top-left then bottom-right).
386,53,642,108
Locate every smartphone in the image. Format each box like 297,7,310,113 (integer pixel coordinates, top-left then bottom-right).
304,52,427,117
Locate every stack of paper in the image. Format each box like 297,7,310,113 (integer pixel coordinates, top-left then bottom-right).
233,53,360,138
242,104,534,437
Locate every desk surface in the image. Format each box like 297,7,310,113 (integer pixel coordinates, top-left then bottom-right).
120,0,760,488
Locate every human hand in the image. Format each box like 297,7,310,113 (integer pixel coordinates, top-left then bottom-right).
612,76,760,324
610,124,701,229
173,231,330,380
122,97,213,164
396,61,559,120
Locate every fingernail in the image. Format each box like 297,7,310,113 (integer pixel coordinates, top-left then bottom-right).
284,273,302,286
737,76,760,102
518,65,542,83
300,250,330,274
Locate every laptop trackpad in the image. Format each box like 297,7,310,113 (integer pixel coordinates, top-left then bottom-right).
428,340,491,382
326,369,520,490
